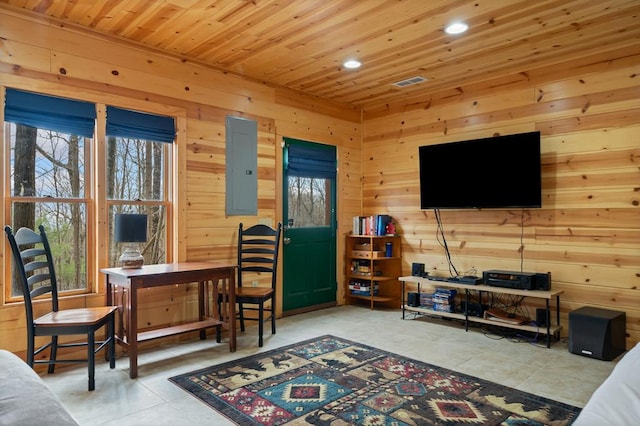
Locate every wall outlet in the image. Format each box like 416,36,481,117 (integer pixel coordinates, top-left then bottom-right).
252,281,258,287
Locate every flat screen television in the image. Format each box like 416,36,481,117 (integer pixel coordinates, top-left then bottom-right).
419,131,542,209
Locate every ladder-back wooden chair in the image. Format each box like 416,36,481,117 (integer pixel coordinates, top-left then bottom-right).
236,222,282,347
4,225,117,391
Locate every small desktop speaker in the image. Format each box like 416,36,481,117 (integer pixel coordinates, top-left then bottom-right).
535,308,547,327
411,263,425,277
535,272,551,291
569,306,626,361
407,292,421,307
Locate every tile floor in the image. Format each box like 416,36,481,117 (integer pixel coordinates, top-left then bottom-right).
40,305,619,425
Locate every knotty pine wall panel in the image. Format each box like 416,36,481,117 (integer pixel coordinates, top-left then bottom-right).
0,11,361,354
362,54,640,347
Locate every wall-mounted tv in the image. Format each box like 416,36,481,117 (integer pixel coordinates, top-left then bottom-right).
419,131,542,209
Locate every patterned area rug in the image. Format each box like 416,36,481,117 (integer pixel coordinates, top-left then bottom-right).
169,335,580,425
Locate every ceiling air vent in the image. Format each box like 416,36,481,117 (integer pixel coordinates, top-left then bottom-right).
392,76,428,87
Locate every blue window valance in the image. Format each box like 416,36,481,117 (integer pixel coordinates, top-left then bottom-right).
106,106,175,143
286,142,336,179
4,88,96,138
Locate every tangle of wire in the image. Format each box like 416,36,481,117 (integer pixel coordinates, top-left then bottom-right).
519,208,525,272
434,209,459,277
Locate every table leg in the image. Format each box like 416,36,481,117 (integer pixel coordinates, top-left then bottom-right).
228,273,236,353
198,280,207,340
546,299,551,348
464,290,470,332
105,278,113,362
401,280,406,319
128,282,138,379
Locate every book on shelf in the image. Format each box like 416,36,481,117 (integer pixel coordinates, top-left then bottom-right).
352,214,393,236
432,303,455,313
349,284,379,291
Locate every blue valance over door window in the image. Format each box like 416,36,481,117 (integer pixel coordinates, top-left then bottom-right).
106,106,175,143
286,141,336,179
4,88,96,138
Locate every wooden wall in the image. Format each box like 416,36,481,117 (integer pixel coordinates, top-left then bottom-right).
0,10,361,354
1,8,638,355
362,47,640,347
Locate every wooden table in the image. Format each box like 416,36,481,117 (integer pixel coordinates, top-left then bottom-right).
101,262,237,379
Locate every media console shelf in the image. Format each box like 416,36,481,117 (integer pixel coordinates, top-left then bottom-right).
399,275,563,347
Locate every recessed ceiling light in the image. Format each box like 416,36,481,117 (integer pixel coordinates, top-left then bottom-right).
445,22,468,35
343,59,362,69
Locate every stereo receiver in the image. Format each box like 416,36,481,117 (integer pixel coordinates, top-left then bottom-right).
483,270,536,290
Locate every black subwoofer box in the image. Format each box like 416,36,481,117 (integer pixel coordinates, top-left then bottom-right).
569,306,626,361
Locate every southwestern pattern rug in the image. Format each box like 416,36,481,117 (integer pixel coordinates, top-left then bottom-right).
169,335,580,425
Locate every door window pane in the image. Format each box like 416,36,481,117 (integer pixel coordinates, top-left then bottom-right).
287,176,331,227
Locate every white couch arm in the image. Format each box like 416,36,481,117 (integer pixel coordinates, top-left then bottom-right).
573,342,640,425
0,350,79,426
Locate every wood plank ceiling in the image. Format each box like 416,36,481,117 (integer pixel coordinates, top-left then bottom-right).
1,0,639,111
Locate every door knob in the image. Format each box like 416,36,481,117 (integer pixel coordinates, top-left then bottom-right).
283,237,291,244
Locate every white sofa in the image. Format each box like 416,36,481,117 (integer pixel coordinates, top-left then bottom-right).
0,350,78,425
573,342,640,425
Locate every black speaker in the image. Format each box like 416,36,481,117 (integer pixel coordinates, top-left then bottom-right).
569,306,626,361
535,272,551,290
535,308,547,326
411,263,425,277
407,292,420,307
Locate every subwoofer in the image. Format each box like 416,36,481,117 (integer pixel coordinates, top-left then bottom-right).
569,306,626,361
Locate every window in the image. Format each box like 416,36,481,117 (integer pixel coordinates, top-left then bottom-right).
3,89,175,300
106,136,170,266
105,106,175,267
7,124,91,295
4,89,95,297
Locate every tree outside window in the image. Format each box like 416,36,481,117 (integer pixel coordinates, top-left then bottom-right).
7,123,88,296
106,136,168,267
287,176,331,227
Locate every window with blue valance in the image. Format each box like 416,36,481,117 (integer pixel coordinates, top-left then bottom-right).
4,88,96,138
106,106,175,143
286,141,336,179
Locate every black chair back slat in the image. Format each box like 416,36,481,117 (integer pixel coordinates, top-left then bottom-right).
242,266,276,273
27,273,52,288
21,247,46,258
241,247,276,254
241,237,276,245
24,259,49,274
30,285,53,299
242,255,274,263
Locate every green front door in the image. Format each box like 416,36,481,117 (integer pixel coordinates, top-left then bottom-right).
282,138,337,313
